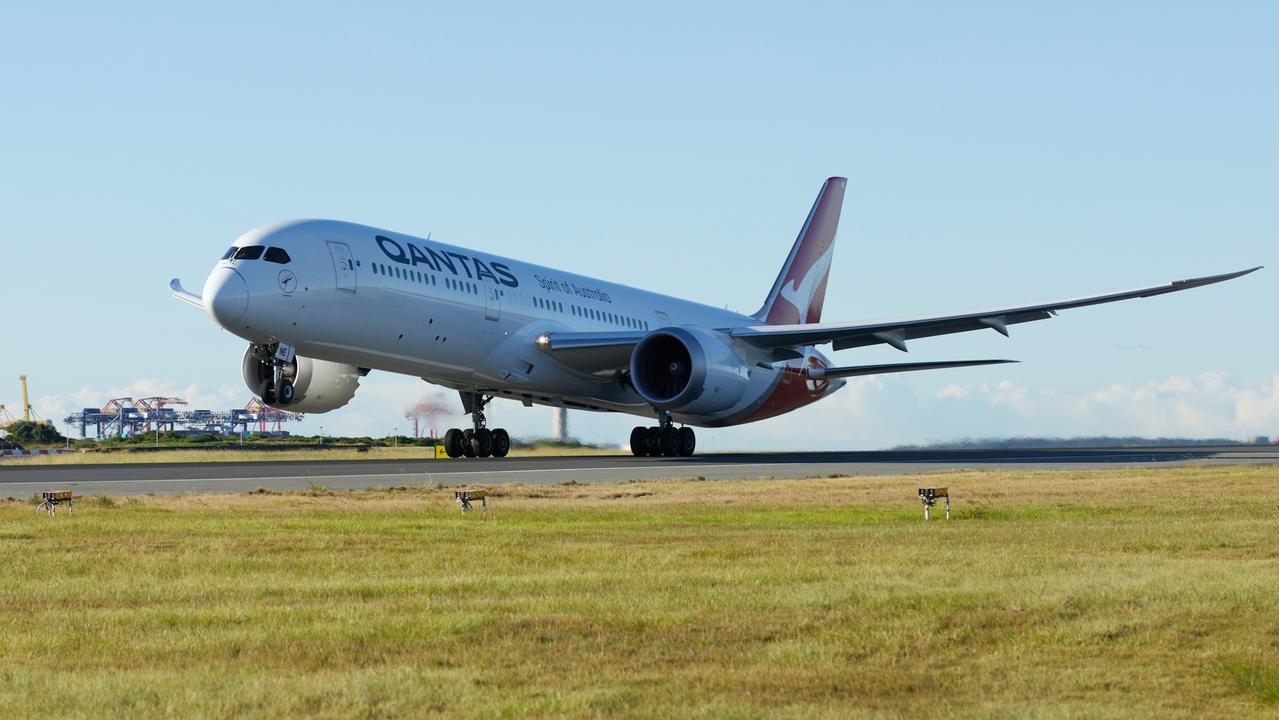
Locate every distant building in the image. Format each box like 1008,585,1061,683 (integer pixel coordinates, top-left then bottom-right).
1255,436,1272,445
552,408,568,441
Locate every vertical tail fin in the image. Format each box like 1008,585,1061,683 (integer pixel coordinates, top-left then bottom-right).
753,176,846,325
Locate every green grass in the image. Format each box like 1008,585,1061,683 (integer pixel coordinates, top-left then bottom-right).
3,466,1279,718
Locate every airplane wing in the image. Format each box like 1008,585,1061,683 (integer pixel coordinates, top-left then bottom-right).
170,278,204,308
730,266,1260,352
541,267,1259,373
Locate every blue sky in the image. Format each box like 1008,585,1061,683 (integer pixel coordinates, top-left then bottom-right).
2,2,1275,448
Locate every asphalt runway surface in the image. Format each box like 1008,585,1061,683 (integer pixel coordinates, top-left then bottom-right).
2,445,1277,497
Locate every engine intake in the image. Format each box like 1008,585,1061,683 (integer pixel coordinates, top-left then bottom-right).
242,346,361,413
629,327,751,415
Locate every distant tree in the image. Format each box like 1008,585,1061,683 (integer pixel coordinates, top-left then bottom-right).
5,421,66,446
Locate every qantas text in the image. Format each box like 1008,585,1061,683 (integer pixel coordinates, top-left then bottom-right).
375,235,519,287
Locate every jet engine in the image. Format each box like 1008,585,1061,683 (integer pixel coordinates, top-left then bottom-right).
242,345,361,413
629,326,751,415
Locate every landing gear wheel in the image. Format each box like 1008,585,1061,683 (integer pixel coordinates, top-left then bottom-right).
462,429,477,458
471,428,494,458
646,427,662,456
677,427,696,457
660,427,680,457
443,428,464,458
630,427,650,457
278,379,295,405
491,428,510,458
257,378,276,405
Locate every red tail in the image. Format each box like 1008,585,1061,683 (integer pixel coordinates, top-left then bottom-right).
753,177,845,325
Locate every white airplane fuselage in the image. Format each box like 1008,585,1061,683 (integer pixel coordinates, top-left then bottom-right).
201,219,843,427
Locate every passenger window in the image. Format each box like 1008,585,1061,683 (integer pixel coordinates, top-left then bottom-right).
264,247,291,264
221,247,237,260
233,246,265,260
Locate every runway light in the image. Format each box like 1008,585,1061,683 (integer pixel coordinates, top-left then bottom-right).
919,486,950,520
455,490,487,513
38,490,74,516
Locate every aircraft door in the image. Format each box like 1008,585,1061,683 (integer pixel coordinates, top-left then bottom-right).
484,284,501,321
327,242,356,292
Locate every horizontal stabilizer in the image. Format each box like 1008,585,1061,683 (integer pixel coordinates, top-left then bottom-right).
170,278,204,308
808,359,1017,380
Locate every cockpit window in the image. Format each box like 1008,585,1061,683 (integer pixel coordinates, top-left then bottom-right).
264,247,291,264
221,247,237,260
233,246,265,260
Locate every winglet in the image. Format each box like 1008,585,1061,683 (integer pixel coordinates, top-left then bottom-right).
1142,265,1262,297
170,278,204,308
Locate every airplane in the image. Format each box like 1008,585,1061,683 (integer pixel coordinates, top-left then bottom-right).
171,177,1259,459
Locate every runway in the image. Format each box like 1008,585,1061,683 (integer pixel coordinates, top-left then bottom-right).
2,445,1277,497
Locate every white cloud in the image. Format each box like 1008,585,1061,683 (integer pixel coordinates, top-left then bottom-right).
989,380,1032,414
923,371,1279,441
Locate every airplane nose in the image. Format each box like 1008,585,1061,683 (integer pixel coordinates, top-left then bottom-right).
203,268,248,325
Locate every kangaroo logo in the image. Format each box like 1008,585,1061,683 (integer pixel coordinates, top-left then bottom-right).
278,270,297,294
777,242,835,325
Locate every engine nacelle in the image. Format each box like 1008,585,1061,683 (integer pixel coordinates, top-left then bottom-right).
629,326,751,415
242,346,361,413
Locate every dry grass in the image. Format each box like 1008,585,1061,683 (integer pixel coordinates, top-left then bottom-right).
3,466,1279,718
0,443,624,466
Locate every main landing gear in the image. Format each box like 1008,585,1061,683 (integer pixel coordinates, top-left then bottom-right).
441,392,510,459
630,411,696,457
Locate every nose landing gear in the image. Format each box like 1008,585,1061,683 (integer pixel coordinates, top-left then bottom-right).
630,411,696,457
251,343,297,406
441,392,511,459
